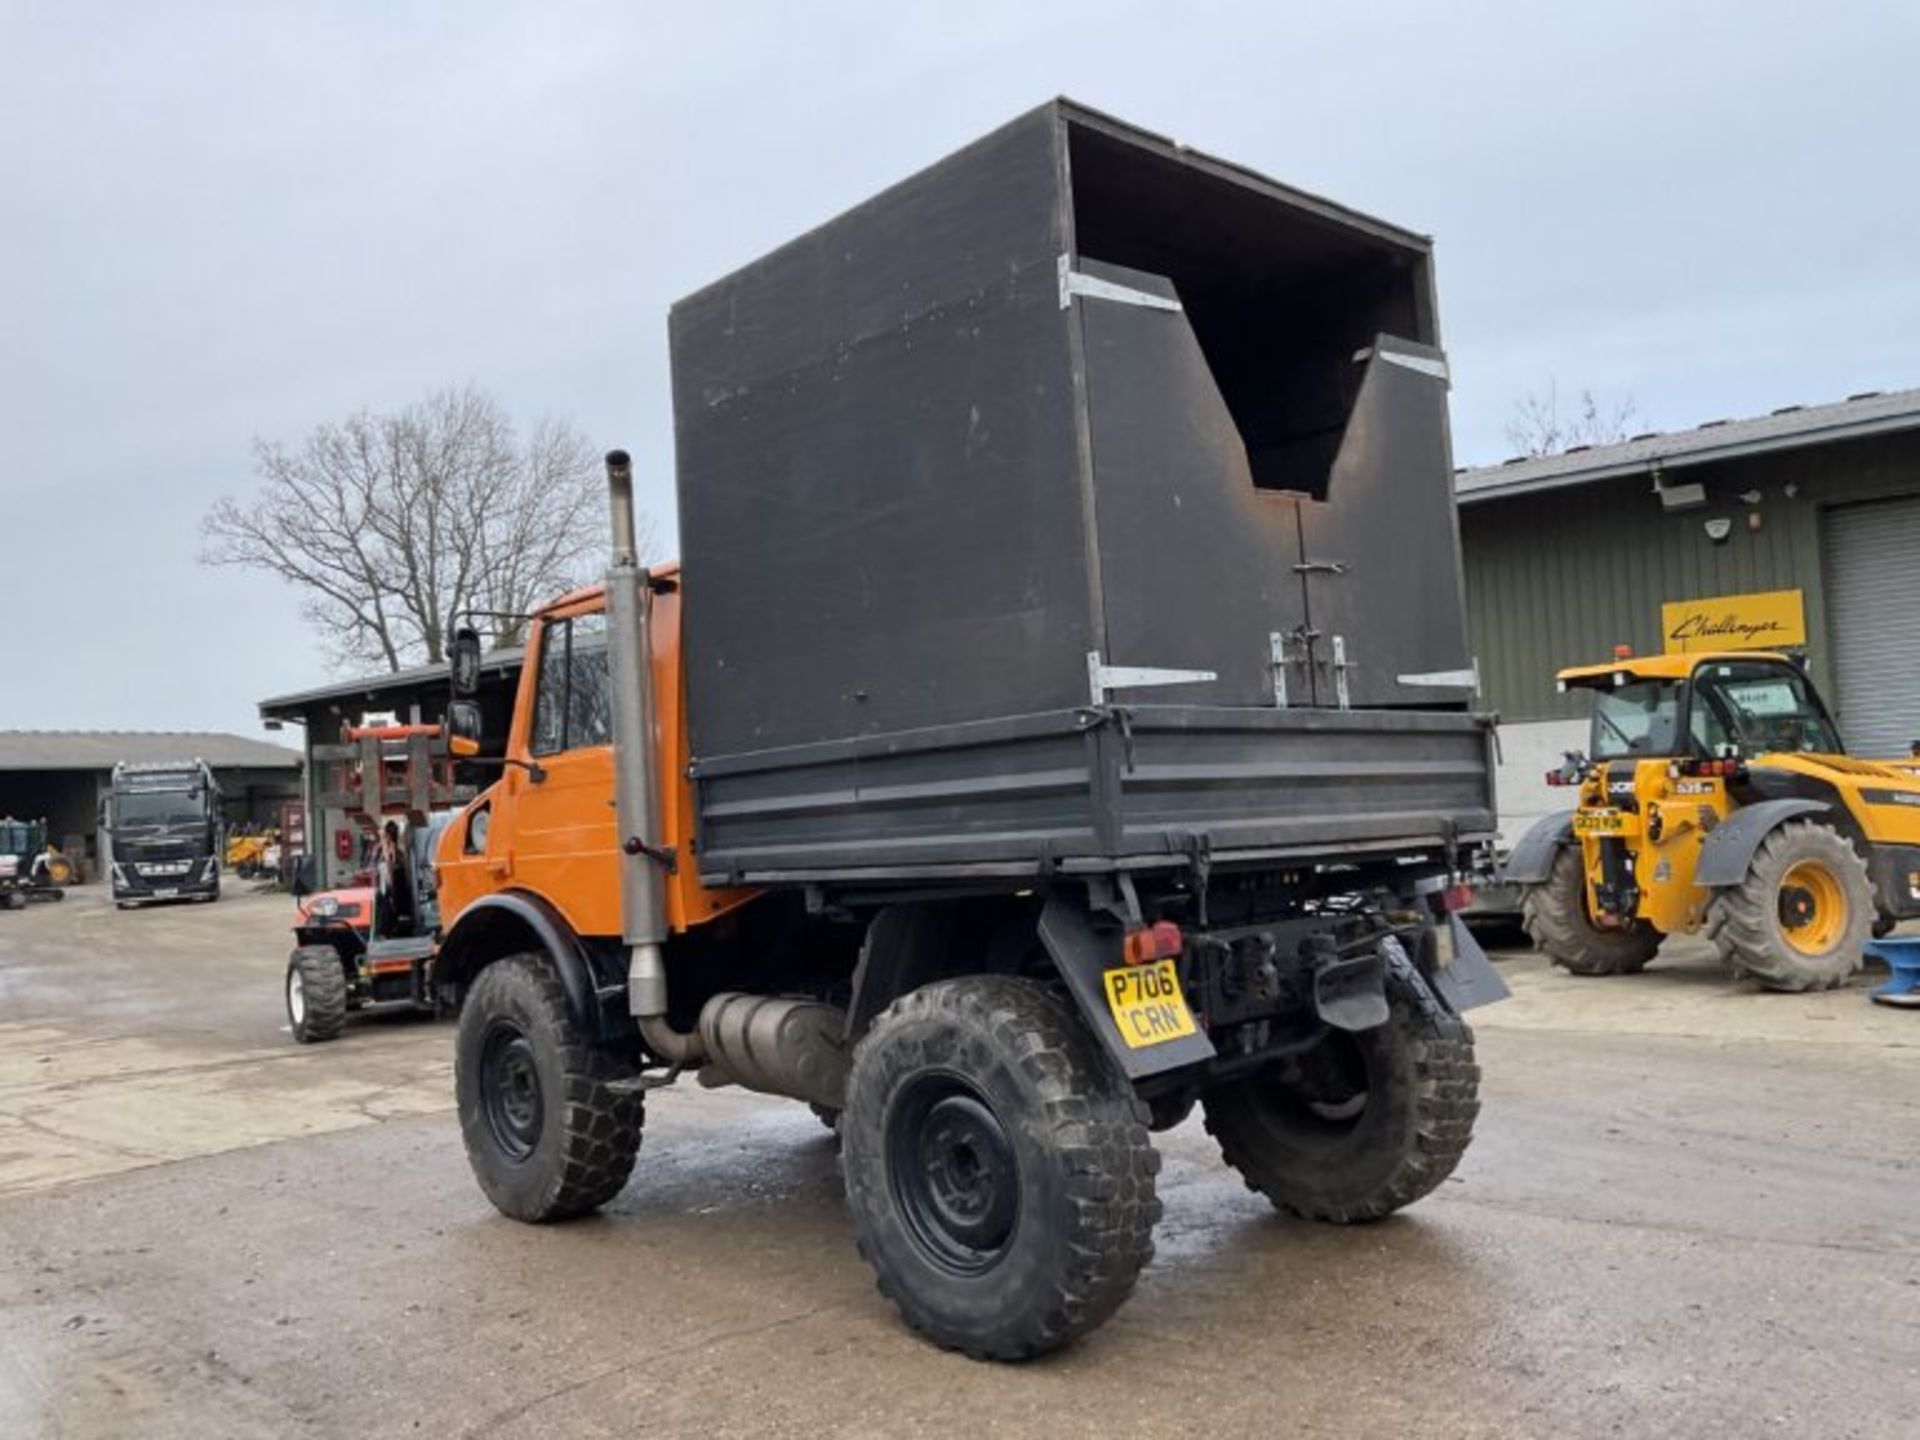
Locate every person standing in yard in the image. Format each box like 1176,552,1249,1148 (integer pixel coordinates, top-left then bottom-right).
375,820,412,938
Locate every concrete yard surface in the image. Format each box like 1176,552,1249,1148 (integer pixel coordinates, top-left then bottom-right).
1,890,1916,1438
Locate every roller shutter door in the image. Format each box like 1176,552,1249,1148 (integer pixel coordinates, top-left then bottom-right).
1821,496,1920,758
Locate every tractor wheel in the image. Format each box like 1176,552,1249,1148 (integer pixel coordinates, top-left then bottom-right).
286,945,348,1044
1203,945,1479,1223
1521,846,1661,975
455,955,643,1222
1705,821,1871,992
841,976,1160,1360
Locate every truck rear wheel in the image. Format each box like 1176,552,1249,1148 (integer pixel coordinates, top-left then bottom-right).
286,945,347,1043
1521,846,1660,975
1203,948,1479,1223
1705,820,1871,992
841,975,1160,1360
455,955,643,1222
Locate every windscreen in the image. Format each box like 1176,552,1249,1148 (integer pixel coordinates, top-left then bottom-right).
1692,661,1842,755
113,790,206,828
1589,681,1681,759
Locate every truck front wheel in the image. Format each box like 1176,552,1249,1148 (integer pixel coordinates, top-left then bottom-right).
455,955,643,1222
1521,846,1660,975
841,976,1160,1360
1203,948,1480,1223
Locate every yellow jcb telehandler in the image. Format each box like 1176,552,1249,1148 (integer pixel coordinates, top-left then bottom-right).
1505,650,1920,991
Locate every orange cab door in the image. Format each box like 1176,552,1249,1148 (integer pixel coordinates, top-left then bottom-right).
506,607,621,938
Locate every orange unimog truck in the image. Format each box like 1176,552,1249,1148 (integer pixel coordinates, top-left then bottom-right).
428,100,1508,1360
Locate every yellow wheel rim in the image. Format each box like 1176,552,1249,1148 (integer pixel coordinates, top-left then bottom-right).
1778,860,1847,954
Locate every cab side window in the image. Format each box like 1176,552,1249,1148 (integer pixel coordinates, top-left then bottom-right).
530,612,613,755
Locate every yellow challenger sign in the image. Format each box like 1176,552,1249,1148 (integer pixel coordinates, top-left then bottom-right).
1662,589,1806,654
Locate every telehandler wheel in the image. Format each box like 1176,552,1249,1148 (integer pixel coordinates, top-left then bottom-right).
1705,820,1871,992
1203,947,1479,1224
1521,846,1660,976
44,855,75,886
841,976,1160,1361
286,945,348,1044
455,955,643,1222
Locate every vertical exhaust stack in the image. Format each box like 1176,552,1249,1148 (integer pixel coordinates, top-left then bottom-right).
603,450,679,1043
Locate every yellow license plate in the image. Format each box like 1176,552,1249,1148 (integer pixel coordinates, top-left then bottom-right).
1102,958,1197,1049
1573,809,1625,834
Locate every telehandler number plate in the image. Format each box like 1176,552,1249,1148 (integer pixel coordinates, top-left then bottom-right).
1103,959,1198,1050
1573,809,1625,835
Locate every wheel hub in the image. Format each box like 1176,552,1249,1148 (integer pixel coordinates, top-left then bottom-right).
481,1023,544,1161
888,1078,1019,1275
1778,860,1846,955
287,970,305,1025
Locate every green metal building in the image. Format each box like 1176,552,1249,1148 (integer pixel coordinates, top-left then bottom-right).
1455,387,1920,839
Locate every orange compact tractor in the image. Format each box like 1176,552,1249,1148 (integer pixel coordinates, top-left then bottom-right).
423,101,1509,1360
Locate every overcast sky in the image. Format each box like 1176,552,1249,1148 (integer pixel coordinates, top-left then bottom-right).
5,2,1916,736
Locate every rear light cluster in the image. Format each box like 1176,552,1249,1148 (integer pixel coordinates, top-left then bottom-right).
1670,758,1745,779
1121,921,1183,966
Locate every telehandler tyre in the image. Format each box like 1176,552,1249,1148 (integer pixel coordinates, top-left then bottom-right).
1203,946,1479,1223
1521,846,1660,975
1704,820,1871,992
286,945,347,1043
841,975,1160,1360
455,955,643,1222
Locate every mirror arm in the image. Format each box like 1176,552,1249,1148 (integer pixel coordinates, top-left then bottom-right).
461,755,548,784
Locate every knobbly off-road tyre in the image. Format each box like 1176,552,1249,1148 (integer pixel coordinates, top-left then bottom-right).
1704,820,1871,992
1203,948,1480,1223
1521,845,1660,976
841,976,1160,1360
455,954,642,1222
287,945,348,1044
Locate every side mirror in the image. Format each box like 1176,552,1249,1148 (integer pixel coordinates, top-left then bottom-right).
446,699,483,749
449,627,483,697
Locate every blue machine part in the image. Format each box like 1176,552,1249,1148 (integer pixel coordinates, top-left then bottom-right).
1864,936,1920,1009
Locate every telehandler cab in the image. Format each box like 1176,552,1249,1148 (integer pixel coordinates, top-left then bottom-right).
425,100,1509,1360
1508,649,1920,991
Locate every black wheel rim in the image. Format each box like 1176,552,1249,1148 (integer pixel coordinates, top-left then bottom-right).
1252,1032,1374,1143
480,1020,544,1162
886,1074,1019,1276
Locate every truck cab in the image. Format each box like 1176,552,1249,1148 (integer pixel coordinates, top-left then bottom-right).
105,760,222,906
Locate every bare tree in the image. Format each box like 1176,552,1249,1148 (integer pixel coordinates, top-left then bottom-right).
203,386,647,671
1505,380,1641,458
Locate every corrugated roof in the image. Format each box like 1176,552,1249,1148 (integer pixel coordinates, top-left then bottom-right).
1456,387,1920,504
0,731,302,772
257,647,524,719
